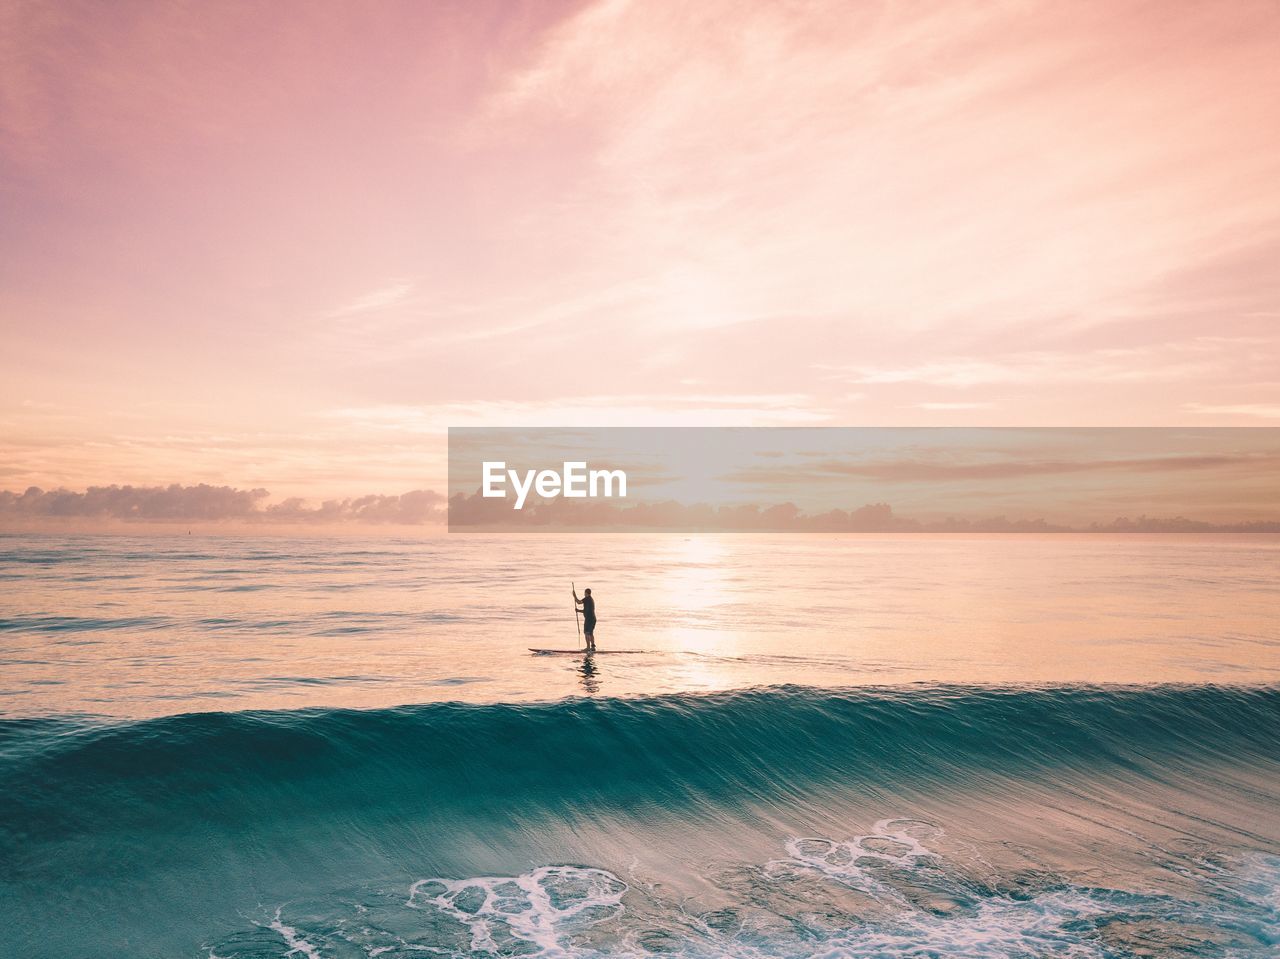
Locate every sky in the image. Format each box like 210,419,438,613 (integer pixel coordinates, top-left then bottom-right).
2,0,1279,519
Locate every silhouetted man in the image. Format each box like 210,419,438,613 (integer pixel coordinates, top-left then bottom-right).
574,586,596,651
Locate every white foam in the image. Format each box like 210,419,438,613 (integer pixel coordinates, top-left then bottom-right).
407,864,627,956
268,907,323,959
762,821,1164,958
770,818,941,897
798,888,1114,959
237,836,1275,958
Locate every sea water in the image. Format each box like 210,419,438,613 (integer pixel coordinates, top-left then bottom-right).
1,533,1278,957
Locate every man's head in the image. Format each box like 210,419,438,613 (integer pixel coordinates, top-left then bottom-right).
584,588,591,596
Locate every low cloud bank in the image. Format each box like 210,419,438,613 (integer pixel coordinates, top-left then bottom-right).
447,492,1280,532
2,485,1277,532
0,485,447,525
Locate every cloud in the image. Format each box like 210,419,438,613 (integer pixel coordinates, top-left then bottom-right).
327,281,415,319
6,462,1276,531
445,490,1280,533
824,339,1266,388
478,0,1280,342
726,453,1280,486
1185,403,1280,420
912,402,995,411
264,489,446,524
325,393,832,431
0,484,446,525
0,484,269,521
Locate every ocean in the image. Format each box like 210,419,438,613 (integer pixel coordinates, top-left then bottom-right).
2,533,1278,957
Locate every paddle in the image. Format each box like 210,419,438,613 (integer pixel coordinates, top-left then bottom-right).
573,581,581,649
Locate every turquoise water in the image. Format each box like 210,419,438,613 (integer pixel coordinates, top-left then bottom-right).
2,534,1279,957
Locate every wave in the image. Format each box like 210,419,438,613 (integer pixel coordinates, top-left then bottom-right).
4,684,1279,845
5,685,1280,957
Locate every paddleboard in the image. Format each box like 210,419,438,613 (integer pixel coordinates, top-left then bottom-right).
529,648,646,655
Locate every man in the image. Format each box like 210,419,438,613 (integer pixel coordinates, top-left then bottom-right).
574,586,597,651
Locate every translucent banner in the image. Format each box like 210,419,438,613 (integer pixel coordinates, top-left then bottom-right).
447,427,1280,532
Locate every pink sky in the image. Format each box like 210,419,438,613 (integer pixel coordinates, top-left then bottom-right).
2,0,1279,504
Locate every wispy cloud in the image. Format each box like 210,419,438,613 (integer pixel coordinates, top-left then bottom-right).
1185,403,1280,420
823,337,1279,389
911,402,995,411
327,281,415,319
477,0,1280,340
324,394,832,431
